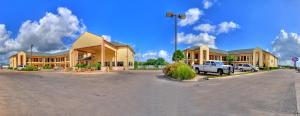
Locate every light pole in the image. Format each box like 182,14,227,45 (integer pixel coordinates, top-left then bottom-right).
166,12,186,52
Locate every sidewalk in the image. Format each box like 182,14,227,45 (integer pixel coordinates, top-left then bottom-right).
293,70,300,114
208,69,282,80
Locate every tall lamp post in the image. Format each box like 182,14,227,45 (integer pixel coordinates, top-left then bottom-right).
166,12,186,52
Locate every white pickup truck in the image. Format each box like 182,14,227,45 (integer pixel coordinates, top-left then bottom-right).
192,61,234,75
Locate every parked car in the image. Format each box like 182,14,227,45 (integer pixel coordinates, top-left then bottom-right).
17,65,26,70
238,64,259,72
192,61,234,76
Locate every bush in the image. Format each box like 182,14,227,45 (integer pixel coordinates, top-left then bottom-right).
269,67,279,70
21,65,38,71
95,63,101,70
43,65,52,69
163,62,196,80
75,64,87,68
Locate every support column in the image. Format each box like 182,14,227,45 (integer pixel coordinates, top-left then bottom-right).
259,50,263,67
64,57,67,69
206,50,209,62
199,49,203,65
185,51,189,64
252,51,256,66
191,51,195,65
114,51,117,67
43,58,45,67
101,40,105,71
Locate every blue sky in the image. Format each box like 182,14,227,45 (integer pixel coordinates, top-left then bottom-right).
1,0,300,65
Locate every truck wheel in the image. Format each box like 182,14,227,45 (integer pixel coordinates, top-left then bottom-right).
251,69,255,72
240,69,243,72
195,68,200,74
218,69,223,76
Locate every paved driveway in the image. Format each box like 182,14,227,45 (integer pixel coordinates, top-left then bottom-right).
0,69,298,116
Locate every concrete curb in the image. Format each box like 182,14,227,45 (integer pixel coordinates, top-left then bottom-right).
161,75,205,82
294,71,300,114
208,69,282,80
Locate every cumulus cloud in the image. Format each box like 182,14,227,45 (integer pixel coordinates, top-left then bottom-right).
135,50,171,62
177,32,216,48
217,21,240,34
203,0,216,9
193,21,239,34
102,35,112,42
0,7,86,63
193,23,216,33
272,30,300,65
179,8,203,27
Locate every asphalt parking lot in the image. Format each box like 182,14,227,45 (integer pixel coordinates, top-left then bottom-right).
0,69,299,116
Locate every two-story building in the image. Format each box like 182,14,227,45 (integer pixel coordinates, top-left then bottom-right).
9,32,135,70
184,45,278,68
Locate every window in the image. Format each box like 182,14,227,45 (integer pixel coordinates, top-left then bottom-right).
105,62,110,66
209,55,213,60
129,62,133,66
211,62,216,66
204,61,210,65
194,53,199,59
117,62,124,66
112,62,115,66
222,56,226,61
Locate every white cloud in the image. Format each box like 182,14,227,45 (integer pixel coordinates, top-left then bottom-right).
203,0,216,9
102,35,111,42
135,50,171,62
0,7,86,63
217,21,240,34
179,8,203,27
193,21,239,35
193,23,216,33
158,50,168,59
272,29,300,66
177,32,216,48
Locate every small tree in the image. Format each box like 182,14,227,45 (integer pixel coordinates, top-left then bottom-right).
226,55,235,65
155,57,167,66
144,59,157,65
172,50,185,62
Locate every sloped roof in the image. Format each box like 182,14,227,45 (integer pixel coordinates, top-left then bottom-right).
184,46,199,51
209,48,228,54
25,50,69,57
111,41,135,53
228,48,255,54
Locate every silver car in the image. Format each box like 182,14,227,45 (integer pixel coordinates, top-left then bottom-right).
239,64,259,72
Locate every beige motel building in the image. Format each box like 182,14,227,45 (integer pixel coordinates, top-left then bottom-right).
184,45,278,68
9,32,135,71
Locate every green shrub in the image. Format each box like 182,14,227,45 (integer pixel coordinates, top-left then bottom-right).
95,63,101,70
269,67,279,70
43,65,52,69
21,65,38,71
75,64,88,68
163,62,195,80
172,50,185,62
